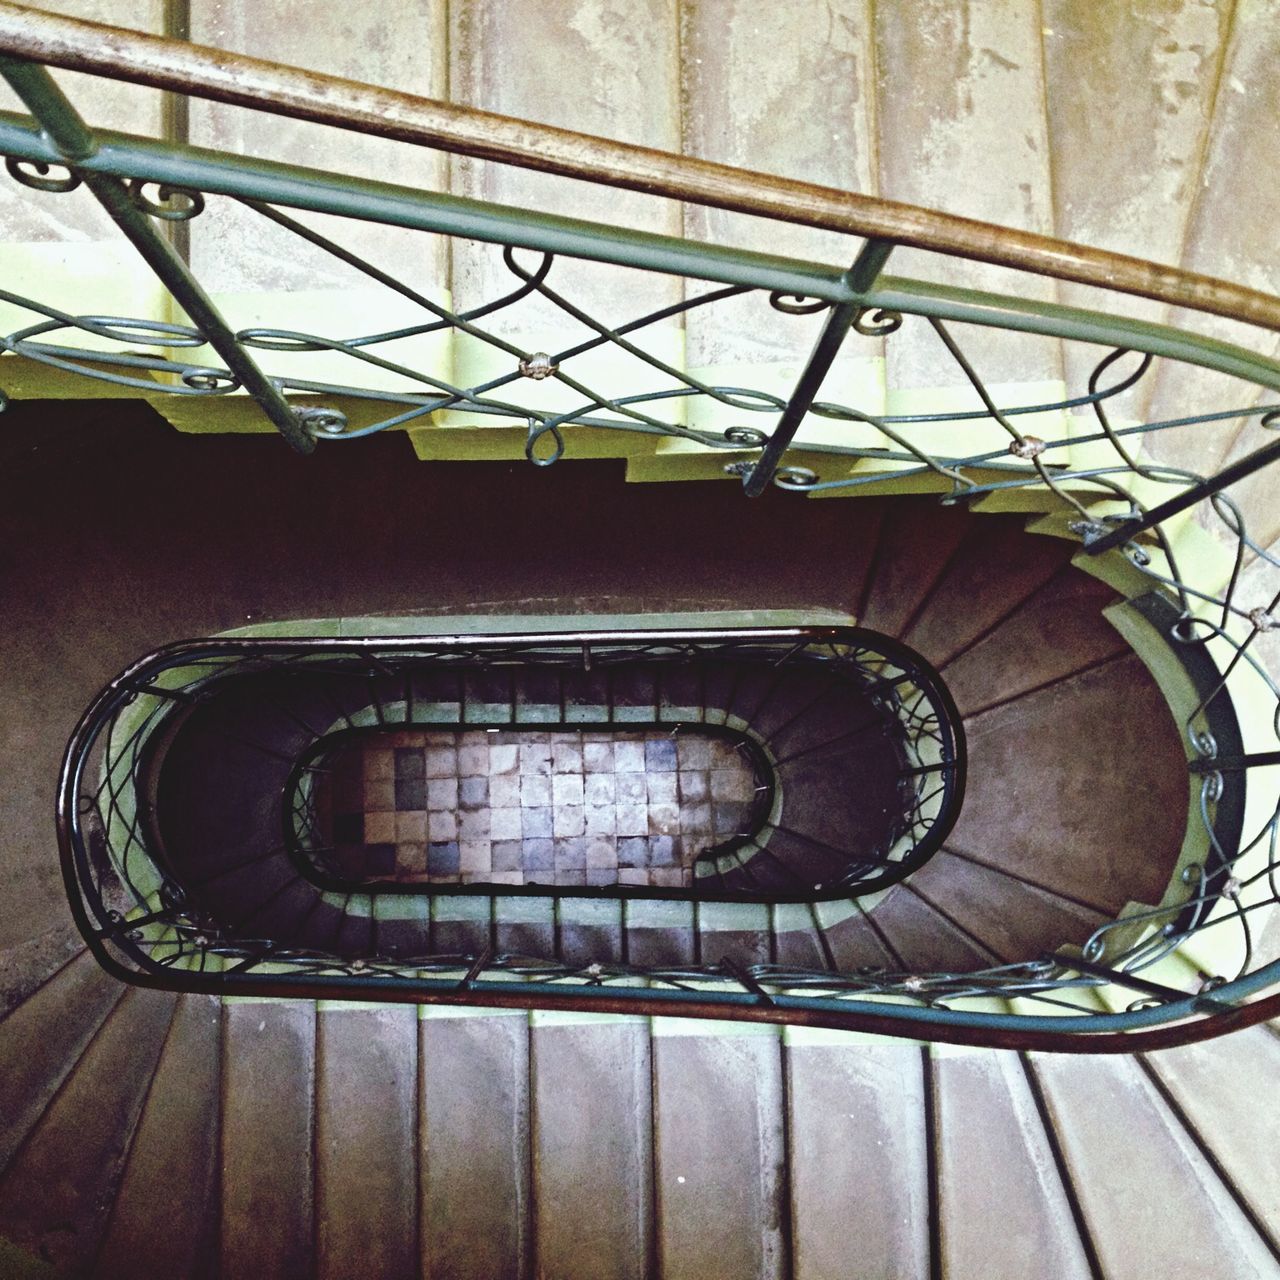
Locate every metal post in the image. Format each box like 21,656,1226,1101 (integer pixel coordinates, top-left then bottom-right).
0,56,315,452
742,240,894,497
1085,428,1280,555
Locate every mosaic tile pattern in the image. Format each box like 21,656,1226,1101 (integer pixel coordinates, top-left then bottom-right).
317,728,760,888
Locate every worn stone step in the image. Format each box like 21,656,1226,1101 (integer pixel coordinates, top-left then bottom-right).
900,518,1075,668
1030,1050,1280,1278
651,1023,786,1280
786,1036,929,1278
938,564,1127,716
315,1003,419,1280
1142,1027,1280,1253
932,1048,1092,1278
94,993,222,1280
1041,0,1233,431
530,1012,653,1279
873,0,1065,455
866,885,997,973
420,1008,531,1280
1141,2,1280,485
907,849,1107,964
0,947,125,1176
0,985,177,1277
946,653,1188,915
220,998,316,1279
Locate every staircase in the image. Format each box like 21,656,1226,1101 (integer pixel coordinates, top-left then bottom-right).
2,1,1280,1277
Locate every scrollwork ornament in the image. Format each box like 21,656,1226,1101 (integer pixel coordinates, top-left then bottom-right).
126,179,206,221
5,156,81,194
853,307,902,337
768,292,828,316
773,466,820,491
723,425,767,448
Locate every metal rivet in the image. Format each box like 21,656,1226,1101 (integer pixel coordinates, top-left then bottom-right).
518,352,558,380
1008,435,1047,459
1248,607,1278,632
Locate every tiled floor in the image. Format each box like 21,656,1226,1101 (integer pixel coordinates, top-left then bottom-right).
315,727,761,888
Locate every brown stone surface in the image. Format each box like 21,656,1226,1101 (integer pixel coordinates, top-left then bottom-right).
787,1041,929,1279
947,653,1189,914
933,1050,1092,1279
530,1016,653,1279
0,986,176,1276
652,1030,786,1280
95,994,222,1280
1031,1051,1280,1279
420,1011,531,1280
316,1005,419,1280
220,999,316,1280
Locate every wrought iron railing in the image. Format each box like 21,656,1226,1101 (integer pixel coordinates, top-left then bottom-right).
59,628,963,973
5,6,1277,1046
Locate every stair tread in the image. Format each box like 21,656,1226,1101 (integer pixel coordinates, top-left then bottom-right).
420,1010,531,1280
933,1049,1092,1279
530,1016,653,1279
1031,1050,1280,1278
940,567,1127,716
651,1028,786,1280
316,1004,419,1280
0,986,177,1277
1143,1027,1280,1253
787,1040,929,1279
220,999,316,1280
908,850,1106,964
946,654,1188,915
866,886,996,973
0,948,125,1176
94,993,222,1280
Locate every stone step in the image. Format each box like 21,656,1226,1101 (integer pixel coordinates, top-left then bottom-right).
651,1022,787,1280
530,1011,654,1279
932,1048,1093,1278
315,1003,419,1280
1030,1049,1280,1279
94,993,222,1280
0,985,177,1276
219,998,317,1279
788,1035,930,1277
0,947,125,1176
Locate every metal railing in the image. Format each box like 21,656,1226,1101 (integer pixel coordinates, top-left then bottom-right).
4,7,1276,1046
59,628,964,976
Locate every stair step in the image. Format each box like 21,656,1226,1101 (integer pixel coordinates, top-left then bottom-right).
651,1024,786,1280
420,1009,531,1280
939,566,1127,715
907,850,1106,964
1142,1028,1280,1253
818,903,900,971
946,654,1187,914
0,948,125,1175
932,1048,1093,1278
94,993,222,1280
1030,1051,1280,1278
530,1013,653,1279
316,1004,419,1280
858,498,973,638
0,986,177,1277
901,518,1074,667
866,887,996,973
787,1038,929,1279
220,999,316,1279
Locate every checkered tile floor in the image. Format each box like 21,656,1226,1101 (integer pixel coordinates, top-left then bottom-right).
316,728,759,888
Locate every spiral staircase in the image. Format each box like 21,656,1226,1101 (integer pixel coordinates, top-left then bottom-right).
2,2,1280,1278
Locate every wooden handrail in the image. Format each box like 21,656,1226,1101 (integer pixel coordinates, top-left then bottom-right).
2,1,1279,335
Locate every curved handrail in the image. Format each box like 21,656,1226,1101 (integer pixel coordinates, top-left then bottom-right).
1,2,1280,334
